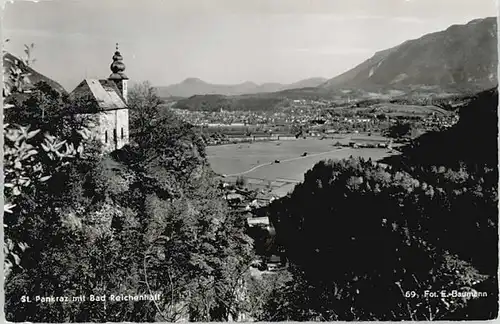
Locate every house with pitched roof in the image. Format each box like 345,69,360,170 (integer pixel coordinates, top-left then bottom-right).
69,44,130,152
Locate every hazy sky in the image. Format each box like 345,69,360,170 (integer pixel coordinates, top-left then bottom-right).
3,0,498,90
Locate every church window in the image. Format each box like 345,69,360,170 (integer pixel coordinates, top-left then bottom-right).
121,127,124,139
105,131,108,143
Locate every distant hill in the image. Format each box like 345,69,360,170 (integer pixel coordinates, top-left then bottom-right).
284,77,330,90
3,52,67,95
321,17,498,93
173,93,286,112
172,17,497,112
156,77,327,98
382,86,498,168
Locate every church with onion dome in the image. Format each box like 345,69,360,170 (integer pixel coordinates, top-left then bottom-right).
69,44,130,152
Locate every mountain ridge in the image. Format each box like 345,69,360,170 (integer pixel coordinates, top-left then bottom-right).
171,16,498,108
156,77,328,98
320,16,498,92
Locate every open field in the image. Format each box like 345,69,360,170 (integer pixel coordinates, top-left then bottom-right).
207,136,399,197
370,103,451,115
329,103,451,116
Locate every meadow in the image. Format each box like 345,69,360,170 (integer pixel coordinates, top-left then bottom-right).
329,103,451,117
207,136,399,196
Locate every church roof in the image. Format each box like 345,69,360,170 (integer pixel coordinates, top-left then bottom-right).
69,79,127,111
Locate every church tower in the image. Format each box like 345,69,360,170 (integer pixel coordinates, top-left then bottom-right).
108,43,129,103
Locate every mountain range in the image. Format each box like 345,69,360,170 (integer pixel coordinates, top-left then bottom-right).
155,77,328,98
321,17,498,93
174,16,497,111
4,16,497,106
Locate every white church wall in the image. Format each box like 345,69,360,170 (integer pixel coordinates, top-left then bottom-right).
116,108,129,149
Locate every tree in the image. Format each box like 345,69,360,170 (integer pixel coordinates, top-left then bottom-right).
235,176,247,188
260,157,496,320
385,121,413,139
128,81,164,149
3,45,92,277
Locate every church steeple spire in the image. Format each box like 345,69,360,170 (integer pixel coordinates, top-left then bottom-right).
109,43,128,80
108,43,129,103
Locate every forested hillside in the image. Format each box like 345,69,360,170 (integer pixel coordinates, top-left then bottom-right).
257,87,499,320
392,87,498,167
173,93,286,112
4,57,256,322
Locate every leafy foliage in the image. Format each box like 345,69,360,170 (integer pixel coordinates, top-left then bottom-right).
3,46,91,277
5,80,255,322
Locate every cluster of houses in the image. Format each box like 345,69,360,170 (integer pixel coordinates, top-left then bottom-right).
219,180,285,272
422,113,460,130
221,184,276,211
347,141,394,149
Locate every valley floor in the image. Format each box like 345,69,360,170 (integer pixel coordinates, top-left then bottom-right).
207,135,399,197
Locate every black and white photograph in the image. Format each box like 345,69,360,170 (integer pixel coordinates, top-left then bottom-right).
2,0,499,322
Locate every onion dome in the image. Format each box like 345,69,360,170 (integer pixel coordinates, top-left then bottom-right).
109,43,129,80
